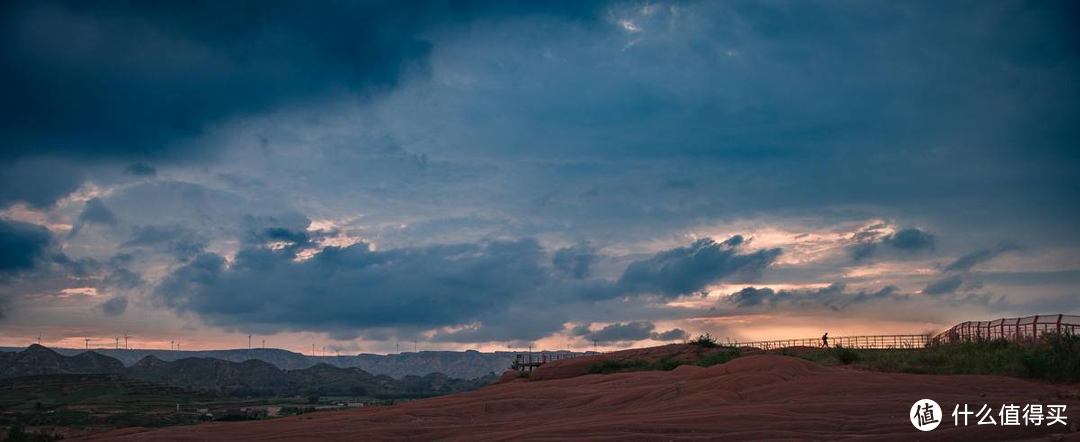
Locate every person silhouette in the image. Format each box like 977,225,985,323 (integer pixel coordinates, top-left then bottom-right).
821,332,829,348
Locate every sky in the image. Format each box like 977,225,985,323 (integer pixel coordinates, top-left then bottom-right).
1,0,1078,354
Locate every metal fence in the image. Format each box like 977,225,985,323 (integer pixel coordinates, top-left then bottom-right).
733,334,929,350
931,314,1080,345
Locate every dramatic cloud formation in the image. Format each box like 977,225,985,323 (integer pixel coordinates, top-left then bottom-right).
99,296,128,316
576,321,687,343
944,243,1021,272
155,235,780,341
0,0,606,159
726,283,906,312
850,227,935,261
618,237,781,298
69,198,117,238
0,158,85,208
0,220,53,273
0,0,1077,351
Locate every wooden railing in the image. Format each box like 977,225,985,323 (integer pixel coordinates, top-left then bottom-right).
511,351,584,371
733,334,929,350
931,314,1080,345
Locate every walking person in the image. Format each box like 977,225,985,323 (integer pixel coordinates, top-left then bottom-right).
821,332,829,348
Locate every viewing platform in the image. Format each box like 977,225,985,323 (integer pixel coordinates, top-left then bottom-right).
510,351,583,372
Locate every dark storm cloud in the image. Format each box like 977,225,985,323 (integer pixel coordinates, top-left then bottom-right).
0,0,607,160
650,328,688,341
101,268,143,291
122,225,208,260
157,239,549,332
884,228,936,251
583,321,655,342
726,283,905,311
576,321,686,343
0,220,53,273
553,244,596,279
569,324,592,337
850,227,935,261
69,197,118,237
0,158,85,208
922,274,964,295
918,242,1022,296
944,243,1021,272
154,235,782,340
0,1,609,209
99,296,128,316
618,237,781,298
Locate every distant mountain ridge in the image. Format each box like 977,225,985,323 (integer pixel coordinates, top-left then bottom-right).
0,345,493,398
0,346,587,379
0,344,124,378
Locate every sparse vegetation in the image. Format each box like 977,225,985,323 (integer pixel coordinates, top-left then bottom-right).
586,357,690,374
689,333,719,348
832,346,860,365
797,333,1080,382
651,357,682,371
586,346,743,375
587,358,652,374
696,350,740,367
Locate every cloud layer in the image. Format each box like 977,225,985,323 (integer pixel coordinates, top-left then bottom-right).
0,0,1077,350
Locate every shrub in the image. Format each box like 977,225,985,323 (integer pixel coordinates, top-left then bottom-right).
690,333,719,348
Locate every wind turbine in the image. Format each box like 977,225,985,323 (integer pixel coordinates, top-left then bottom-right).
36,335,42,345
84,338,91,349
170,340,174,351
115,337,120,349
248,335,251,350
123,333,132,350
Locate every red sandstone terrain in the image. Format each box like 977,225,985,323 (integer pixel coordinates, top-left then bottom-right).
84,351,1080,441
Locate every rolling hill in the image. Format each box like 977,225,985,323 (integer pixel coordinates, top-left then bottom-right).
0,345,494,398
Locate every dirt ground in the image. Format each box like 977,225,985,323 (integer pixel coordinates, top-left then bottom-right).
82,353,1080,441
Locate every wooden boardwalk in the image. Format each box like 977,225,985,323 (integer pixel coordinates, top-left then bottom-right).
510,351,582,372
732,334,928,351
